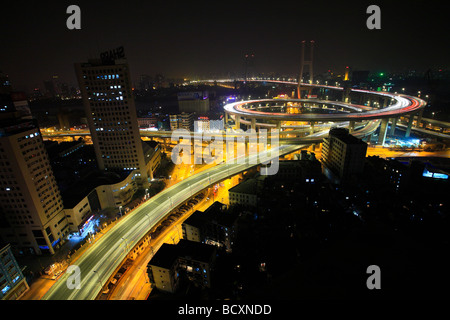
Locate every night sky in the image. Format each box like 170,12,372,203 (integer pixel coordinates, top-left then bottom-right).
1,0,448,91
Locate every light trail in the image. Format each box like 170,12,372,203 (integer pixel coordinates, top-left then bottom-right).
42,80,425,300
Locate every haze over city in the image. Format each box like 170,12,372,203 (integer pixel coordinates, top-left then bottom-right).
1,1,449,92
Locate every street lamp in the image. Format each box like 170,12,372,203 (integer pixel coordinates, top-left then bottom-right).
93,270,102,288
119,206,123,217
145,212,152,227
121,237,129,254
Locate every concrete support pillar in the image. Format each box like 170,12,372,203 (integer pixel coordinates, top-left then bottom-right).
367,133,373,144
389,117,398,136
276,121,281,131
349,120,355,133
163,137,167,151
309,121,315,135
405,114,414,138
378,118,389,145
251,118,256,131
383,97,389,108
235,115,240,130
342,87,351,103
415,109,424,128
225,113,229,124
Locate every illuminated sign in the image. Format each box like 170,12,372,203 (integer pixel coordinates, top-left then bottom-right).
423,168,449,180
100,46,125,63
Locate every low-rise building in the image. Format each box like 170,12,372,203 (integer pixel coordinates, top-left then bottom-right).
170,112,194,132
182,202,238,252
137,117,158,129
228,178,259,207
61,141,160,232
276,153,322,182
177,91,210,114
147,239,216,293
147,243,179,293
62,170,139,232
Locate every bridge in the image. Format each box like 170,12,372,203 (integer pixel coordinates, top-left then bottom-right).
43,81,426,299
42,81,432,145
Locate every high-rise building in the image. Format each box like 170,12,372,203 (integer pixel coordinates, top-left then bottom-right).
321,127,367,183
0,244,29,299
74,50,155,187
0,116,68,255
177,91,210,114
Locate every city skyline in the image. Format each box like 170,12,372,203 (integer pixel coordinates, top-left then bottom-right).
1,0,450,306
1,1,449,92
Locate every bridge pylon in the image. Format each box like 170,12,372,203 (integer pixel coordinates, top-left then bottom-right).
297,40,314,99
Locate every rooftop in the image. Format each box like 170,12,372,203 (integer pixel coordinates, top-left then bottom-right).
228,178,258,195
148,240,216,269
329,127,367,145
177,239,216,263
183,202,237,229
148,243,179,269
61,170,132,208
142,140,159,164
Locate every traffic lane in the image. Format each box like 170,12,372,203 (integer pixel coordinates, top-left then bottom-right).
44,144,319,299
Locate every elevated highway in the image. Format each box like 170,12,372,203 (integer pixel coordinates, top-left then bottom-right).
42,80,426,300
43,115,381,300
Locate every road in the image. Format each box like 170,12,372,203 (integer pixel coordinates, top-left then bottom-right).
42,142,308,300
42,109,381,300
108,175,237,300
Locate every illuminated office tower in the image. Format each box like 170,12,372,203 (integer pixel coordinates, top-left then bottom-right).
0,105,68,255
75,50,155,186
